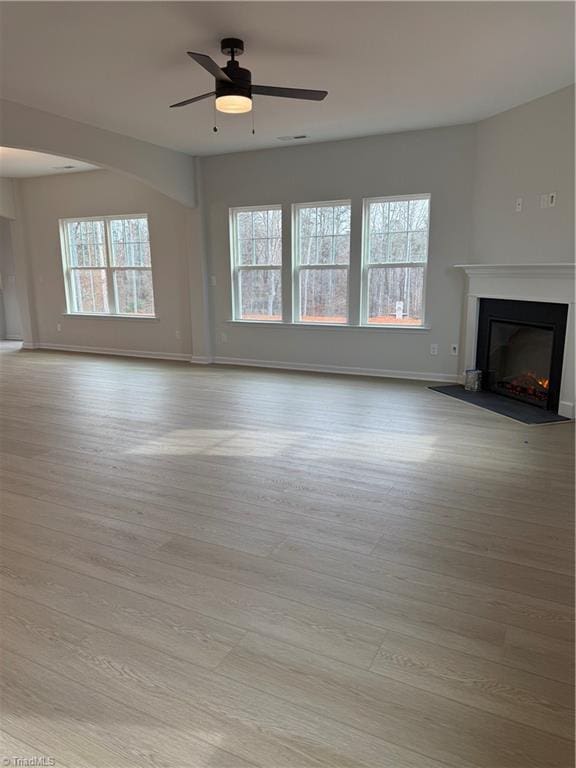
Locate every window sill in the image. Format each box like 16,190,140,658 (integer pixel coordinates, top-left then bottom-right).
226,320,431,332
62,313,159,321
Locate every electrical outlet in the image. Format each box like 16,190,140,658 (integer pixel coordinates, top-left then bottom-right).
539,192,557,209
450,344,459,356
175,330,181,339
430,344,438,356
515,197,523,213
56,323,62,332
220,332,228,344
210,275,217,287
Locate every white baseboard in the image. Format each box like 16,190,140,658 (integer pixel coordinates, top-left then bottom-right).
16,344,461,383
28,342,190,362
17,343,573,413
211,356,459,383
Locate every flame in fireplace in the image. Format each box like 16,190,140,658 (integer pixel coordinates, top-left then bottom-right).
501,371,550,402
508,371,550,390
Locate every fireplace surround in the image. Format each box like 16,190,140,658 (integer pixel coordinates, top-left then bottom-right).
456,264,575,418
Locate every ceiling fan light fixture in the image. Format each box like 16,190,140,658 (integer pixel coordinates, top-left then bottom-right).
215,94,252,114
169,39,327,118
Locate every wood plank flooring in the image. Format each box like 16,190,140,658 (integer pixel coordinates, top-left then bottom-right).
0,344,574,768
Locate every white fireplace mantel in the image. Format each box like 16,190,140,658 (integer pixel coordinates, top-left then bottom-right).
455,263,575,418
456,263,575,277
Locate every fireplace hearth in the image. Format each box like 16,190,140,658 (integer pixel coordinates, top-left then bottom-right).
476,299,568,412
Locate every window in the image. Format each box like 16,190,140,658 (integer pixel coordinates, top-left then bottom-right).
362,195,430,326
230,206,282,321
227,195,431,329
60,215,155,316
293,201,351,324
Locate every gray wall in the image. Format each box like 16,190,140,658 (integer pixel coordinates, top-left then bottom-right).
0,216,21,339
10,86,574,377
202,124,476,378
474,86,574,264
18,170,193,357
0,179,16,219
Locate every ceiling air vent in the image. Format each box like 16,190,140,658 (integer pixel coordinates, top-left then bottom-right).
277,135,309,142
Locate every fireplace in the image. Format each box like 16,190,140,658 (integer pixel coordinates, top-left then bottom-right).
456,264,575,419
476,299,568,412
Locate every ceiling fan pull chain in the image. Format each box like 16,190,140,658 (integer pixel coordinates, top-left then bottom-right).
213,101,219,133
251,101,255,135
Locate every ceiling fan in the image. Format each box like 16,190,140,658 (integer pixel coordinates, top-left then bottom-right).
170,38,328,115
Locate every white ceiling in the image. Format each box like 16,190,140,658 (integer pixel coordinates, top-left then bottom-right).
0,2,573,157
0,147,98,178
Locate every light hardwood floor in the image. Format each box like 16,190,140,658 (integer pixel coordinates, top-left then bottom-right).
0,344,574,768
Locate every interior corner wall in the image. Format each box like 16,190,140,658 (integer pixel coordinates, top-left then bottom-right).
200,124,476,378
0,216,22,339
473,86,575,264
18,169,194,358
0,178,16,219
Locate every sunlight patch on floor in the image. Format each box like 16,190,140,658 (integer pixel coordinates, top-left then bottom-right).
126,428,438,462
126,428,304,457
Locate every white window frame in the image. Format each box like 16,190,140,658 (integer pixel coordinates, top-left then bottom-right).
59,213,156,317
360,194,430,327
229,204,283,322
292,199,351,325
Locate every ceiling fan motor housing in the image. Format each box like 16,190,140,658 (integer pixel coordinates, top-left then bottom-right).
218,60,252,100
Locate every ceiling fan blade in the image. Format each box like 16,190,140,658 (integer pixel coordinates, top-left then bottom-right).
252,85,327,101
169,91,215,108
187,52,232,82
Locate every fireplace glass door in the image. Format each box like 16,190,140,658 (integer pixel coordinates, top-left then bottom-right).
487,321,554,408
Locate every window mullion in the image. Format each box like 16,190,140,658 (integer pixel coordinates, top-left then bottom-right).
371,261,422,269
103,218,116,314
348,198,362,326
235,213,242,320
290,205,299,323
236,263,281,270
233,263,240,321
360,200,370,326
61,223,76,313
298,264,348,270
229,213,237,320
281,204,292,324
